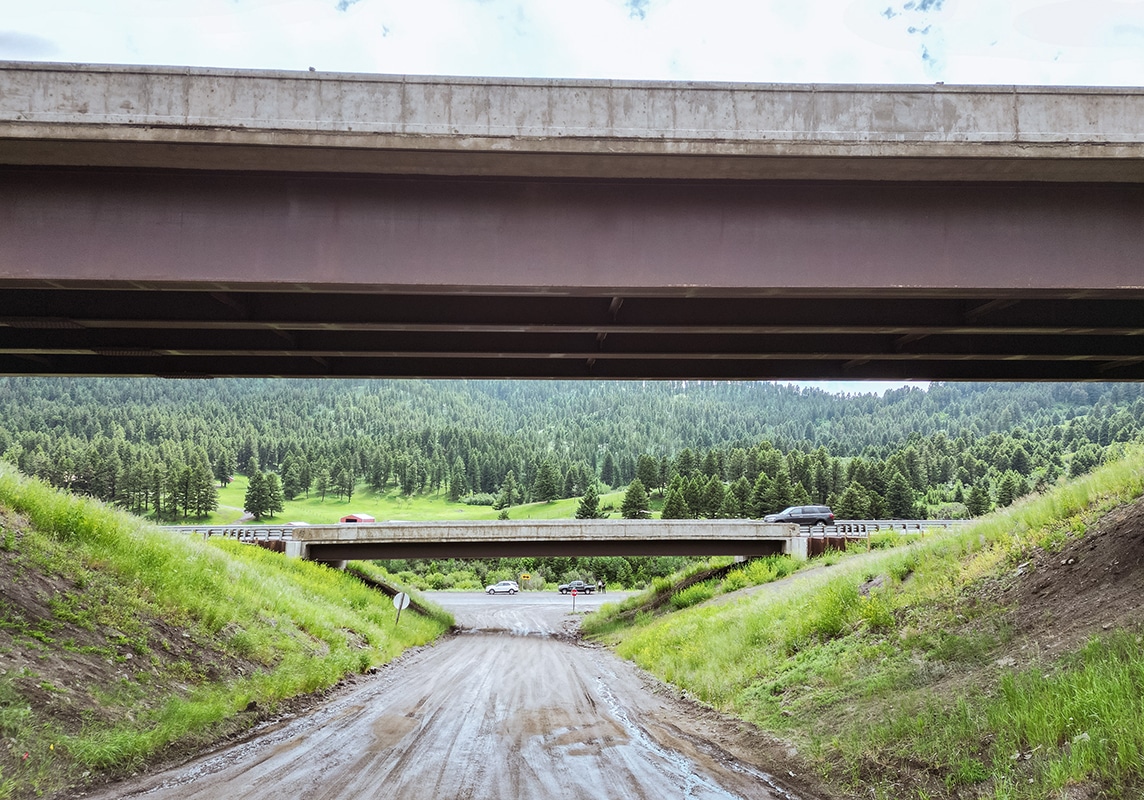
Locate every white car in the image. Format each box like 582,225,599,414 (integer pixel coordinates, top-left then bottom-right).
486,580,520,595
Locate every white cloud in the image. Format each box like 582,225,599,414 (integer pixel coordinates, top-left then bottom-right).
1,0,1141,84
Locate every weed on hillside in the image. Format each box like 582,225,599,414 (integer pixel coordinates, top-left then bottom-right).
0,465,450,799
594,450,1144,799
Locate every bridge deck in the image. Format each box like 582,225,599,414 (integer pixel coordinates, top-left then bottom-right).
287,520,801,560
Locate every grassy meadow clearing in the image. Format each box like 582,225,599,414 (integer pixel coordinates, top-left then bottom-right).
0,464,452,799
204,476,631,524
585,449,1144,799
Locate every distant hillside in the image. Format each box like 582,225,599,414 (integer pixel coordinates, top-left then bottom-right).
1,378,1141,527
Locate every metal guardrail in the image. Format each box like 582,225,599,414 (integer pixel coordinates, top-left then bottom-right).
813,519,971,534
161,524,299,541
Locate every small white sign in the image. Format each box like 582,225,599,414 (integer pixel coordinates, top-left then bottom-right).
393,592,411,610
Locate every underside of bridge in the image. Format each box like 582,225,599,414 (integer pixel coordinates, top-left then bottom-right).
4,167,1143,381
304,539,788,561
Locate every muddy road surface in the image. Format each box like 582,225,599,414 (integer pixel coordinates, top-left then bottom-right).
84,592,816,800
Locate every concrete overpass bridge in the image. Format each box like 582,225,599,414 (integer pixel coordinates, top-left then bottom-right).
162,519,971,563
164,520,807,561
3,62,1144,381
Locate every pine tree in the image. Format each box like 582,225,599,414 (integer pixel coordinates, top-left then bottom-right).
966,481,991,516
749,472,773,518
214,448,236,486
533,458,561,503
886,471,915,518
575,483,605,519
599,451,617,488
244,470,269,520
762,467,794,515
264,472,285,518
718,491,742,518
730,476,752,515
835,483,868,519
315,468,330,502
996,471,1020,507
702,475,726,518
659,486,691,519
683,475,704,515
494,470,518,510
636,453,661,495
621,478,651,519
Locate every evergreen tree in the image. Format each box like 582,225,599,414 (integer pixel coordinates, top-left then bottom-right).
996,471,1020,507
762,467,794,515
281,456,302,500
214,448,236,486
835,483,868,519
659,486,691,519
717,491,742,518
264,472,285,518
448,456,468,502
730,476,752,514
600,451,617,488
244,470,270,520
966,481,991,516
336,465,355,502
575,483,605,519
790,480,812,506
297,459,313,497
189,450,218,518
675,447,697,477
886,471,916,518
532,458,561,503
636,453,661,495
621,478,651,519
494,470,518,510
683,475,704,516
749,472,773,518
702,475,726,518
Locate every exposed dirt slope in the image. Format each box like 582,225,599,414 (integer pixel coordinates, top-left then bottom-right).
996,496,1144,659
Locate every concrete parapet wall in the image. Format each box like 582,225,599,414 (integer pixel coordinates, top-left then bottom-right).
4,62,1144,180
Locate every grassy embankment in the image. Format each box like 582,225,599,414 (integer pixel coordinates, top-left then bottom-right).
0,464,452,799
583,449,1144,799
201,477,630,524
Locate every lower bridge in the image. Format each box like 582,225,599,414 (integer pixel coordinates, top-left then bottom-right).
164,520,804,562
160,518,972,563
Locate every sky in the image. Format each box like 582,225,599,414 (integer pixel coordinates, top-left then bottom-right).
4,0,1142,85
4,0,1141,396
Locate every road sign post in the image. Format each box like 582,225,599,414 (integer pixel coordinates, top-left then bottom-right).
393,591,411,626
571,587,577,612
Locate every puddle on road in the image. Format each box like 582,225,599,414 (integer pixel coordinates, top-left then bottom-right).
594,676,802,800
455,625,565,639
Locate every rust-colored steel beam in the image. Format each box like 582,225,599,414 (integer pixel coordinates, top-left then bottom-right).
3,168,1144,380
4,170,1143,293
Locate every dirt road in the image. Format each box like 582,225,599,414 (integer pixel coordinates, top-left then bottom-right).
84,592,816,800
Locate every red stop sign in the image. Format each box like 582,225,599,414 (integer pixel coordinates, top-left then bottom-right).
571,589,578,597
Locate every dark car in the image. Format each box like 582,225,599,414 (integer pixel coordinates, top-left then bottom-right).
558,580,594,595
763,505,835,527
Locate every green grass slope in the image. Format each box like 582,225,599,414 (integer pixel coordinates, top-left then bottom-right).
0,465,452,800
587,449,1144,799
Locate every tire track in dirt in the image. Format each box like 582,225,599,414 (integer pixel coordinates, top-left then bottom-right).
81,593,822,800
